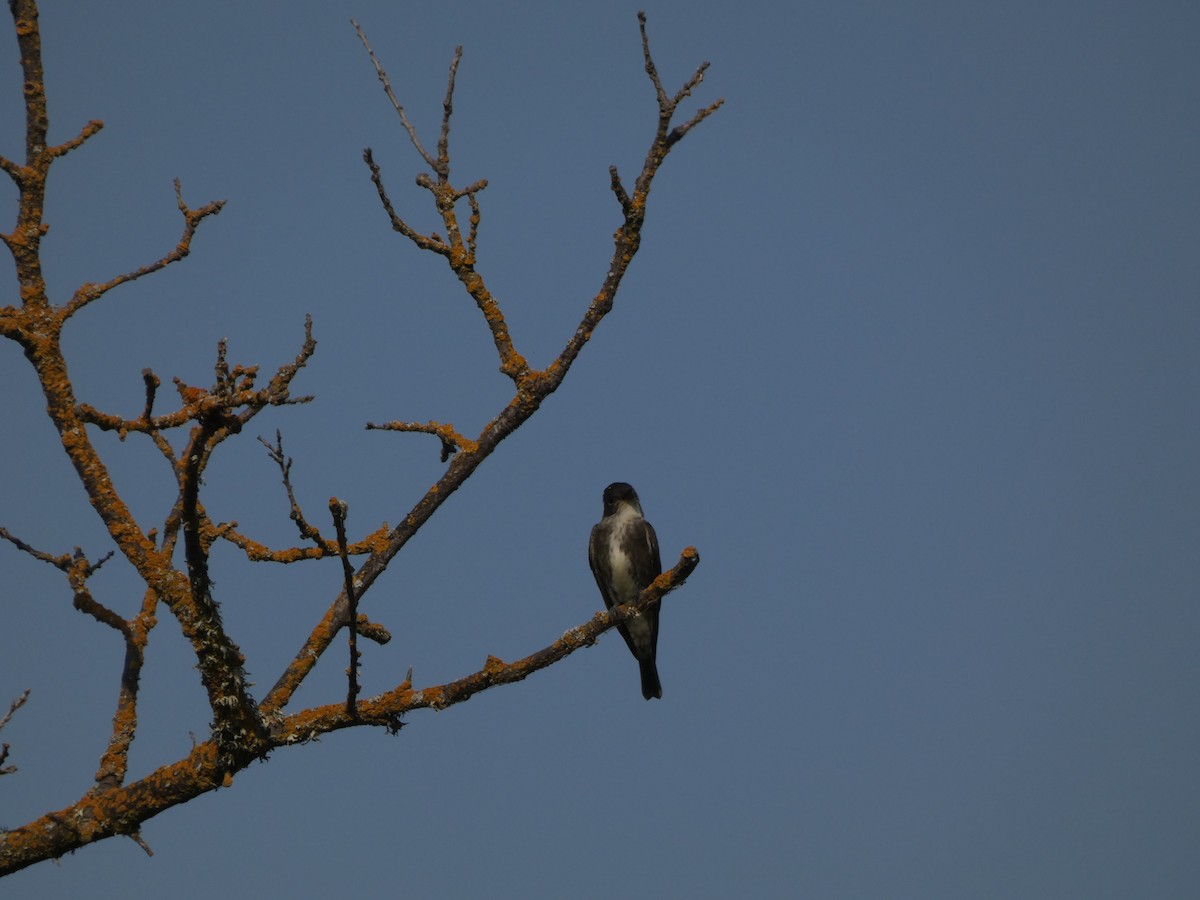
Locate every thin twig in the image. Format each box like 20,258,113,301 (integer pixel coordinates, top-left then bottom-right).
435,47,463,176
128,831,154,857
0,527,70,569
362,148,449,253
49,118,104,159
63,180,225,319
330,499,360,717
0,690,31,733
140,368,160,422
352,19,437,169
0,690,32,777
259,430,327,545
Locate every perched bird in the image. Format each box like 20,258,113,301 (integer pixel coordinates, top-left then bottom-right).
588,482,664,700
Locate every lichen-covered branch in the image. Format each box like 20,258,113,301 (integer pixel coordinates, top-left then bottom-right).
63,180,225,319
88,587,159,794
76,319,315,439
214,522,391,564
0,526,150,794
366,419,480,461
0,548,698,874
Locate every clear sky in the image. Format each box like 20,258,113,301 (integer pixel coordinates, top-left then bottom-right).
2,1,1198,897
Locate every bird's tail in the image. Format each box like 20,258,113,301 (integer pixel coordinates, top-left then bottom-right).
640,659,662,701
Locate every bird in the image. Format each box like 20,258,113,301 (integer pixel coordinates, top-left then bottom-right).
588,482,664,700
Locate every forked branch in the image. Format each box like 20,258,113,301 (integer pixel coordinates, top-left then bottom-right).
63,181,225,319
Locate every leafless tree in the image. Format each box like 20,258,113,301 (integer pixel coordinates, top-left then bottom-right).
0,0,714,875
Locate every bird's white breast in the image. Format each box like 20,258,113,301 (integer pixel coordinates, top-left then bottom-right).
607,504,643,603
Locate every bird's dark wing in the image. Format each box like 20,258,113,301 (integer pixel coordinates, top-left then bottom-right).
588,523,619,610
627,518,662,660
629,518,663,589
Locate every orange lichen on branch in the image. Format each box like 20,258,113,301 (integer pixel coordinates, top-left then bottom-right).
0,742,226,874
366,418,480,461
216,519,392,564
356,613,392,645
217,530,318,563
62,181,224,320
91,595,151,795
454,269,529,381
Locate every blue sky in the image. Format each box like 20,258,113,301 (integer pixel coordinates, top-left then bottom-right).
3,1,1199,897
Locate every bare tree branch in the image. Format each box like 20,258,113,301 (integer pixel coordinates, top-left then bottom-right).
0,2,714,876
62,181,223,318
0,526,71,568
259,430,329,545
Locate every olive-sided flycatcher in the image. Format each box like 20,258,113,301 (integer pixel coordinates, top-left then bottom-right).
588,482,664,700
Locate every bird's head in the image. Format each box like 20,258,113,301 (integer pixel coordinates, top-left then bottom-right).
601,481,643,517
